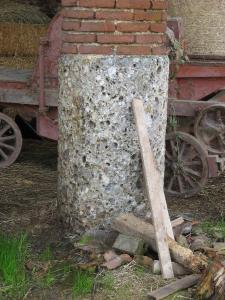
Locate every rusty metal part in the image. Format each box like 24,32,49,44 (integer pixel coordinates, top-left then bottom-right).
0,112,22,168
165,132,209,198
194,104,225,155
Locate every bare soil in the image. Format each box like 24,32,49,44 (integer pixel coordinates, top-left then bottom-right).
0,139,224,299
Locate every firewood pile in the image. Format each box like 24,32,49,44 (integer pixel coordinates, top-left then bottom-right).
74,100,225,299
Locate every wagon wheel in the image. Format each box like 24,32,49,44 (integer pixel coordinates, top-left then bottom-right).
194,104,225,155
164,132,209,198
0,112,22,168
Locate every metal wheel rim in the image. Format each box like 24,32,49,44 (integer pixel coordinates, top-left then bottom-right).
0,112,22,168
194,104,225,155
164,131,209,198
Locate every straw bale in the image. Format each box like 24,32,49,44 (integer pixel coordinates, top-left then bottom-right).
0,56,36,69
0,0,50,24
169,0,225,56
0,22,48,56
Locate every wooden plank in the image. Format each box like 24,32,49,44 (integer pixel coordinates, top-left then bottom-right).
132,99,174,279
171,217,184,228
0,89,58,107
148,274,201,300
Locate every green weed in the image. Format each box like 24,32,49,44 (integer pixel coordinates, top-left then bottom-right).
78,234,93,245
39,246,53,261
0,233,30,298
202,217,225,238
72,269,94,299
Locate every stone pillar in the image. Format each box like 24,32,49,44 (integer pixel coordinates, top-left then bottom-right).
59,0,169,234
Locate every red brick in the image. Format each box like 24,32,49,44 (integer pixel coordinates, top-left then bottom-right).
63,33,96,43
97,34,135,44
62,21,80,31
62,9,94,19
151,22,166,33
117,22,150,32
96,10,133,20
136,34,164,44
79,0,115,8
151,1,168,9
116,0,151,9
151,45,169,55
79,45,114,54
117,45,151,55
61,0,78,6
62,43,78,54
80,21,115,32
134,11,162,21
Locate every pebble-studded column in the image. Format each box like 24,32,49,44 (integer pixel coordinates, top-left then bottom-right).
59,0,169,234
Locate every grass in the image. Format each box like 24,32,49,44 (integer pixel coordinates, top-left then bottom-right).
78,234,93,245
0,233,30,298
202,216,225,238
39,246,54,261
72,269,94,299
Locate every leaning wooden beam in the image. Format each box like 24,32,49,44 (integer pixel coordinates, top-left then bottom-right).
112,214,208,273
148,274,201,300
132,99,174,279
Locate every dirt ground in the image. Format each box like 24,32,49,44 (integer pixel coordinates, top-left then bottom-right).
0,139,224,299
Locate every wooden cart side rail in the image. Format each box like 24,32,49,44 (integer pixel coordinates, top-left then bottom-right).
0,89,58,108
168,99,225,117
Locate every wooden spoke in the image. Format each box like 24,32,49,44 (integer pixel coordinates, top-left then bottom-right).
165,132,208,198
167,176,175,191
0,113,22,168
183,160,201,166
184,167,201,178
183,174,196,188
195,104,225,154
177,175,185,193
0,135,16,142
0,142,16,151
0,149,8,160
0,124,11,137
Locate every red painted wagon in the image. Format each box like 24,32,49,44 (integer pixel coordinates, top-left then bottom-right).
165,58,225,198
0,13,62,168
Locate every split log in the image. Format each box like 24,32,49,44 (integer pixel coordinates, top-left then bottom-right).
112,214,208,273
195,261,225,300
148,274,201,300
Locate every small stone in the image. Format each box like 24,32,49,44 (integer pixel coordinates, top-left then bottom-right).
181,222,192,235
113,234,147,255
177,235,189,248
133,204,146,218
190,235,212,251
104,250,118,262
102,256,123,270
102,251,132,270
134,255,154,269
153,260,161,275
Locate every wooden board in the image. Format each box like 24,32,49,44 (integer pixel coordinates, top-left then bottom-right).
0,88,58,107
148,274,201,300
132,99,174,279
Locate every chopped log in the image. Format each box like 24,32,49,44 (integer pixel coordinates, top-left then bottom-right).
112,214,208,273
171,217,184,228
132,99,174,279
148,274,201,300
195,261,225,300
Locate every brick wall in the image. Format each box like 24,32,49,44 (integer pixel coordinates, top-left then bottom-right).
61,0,168,55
